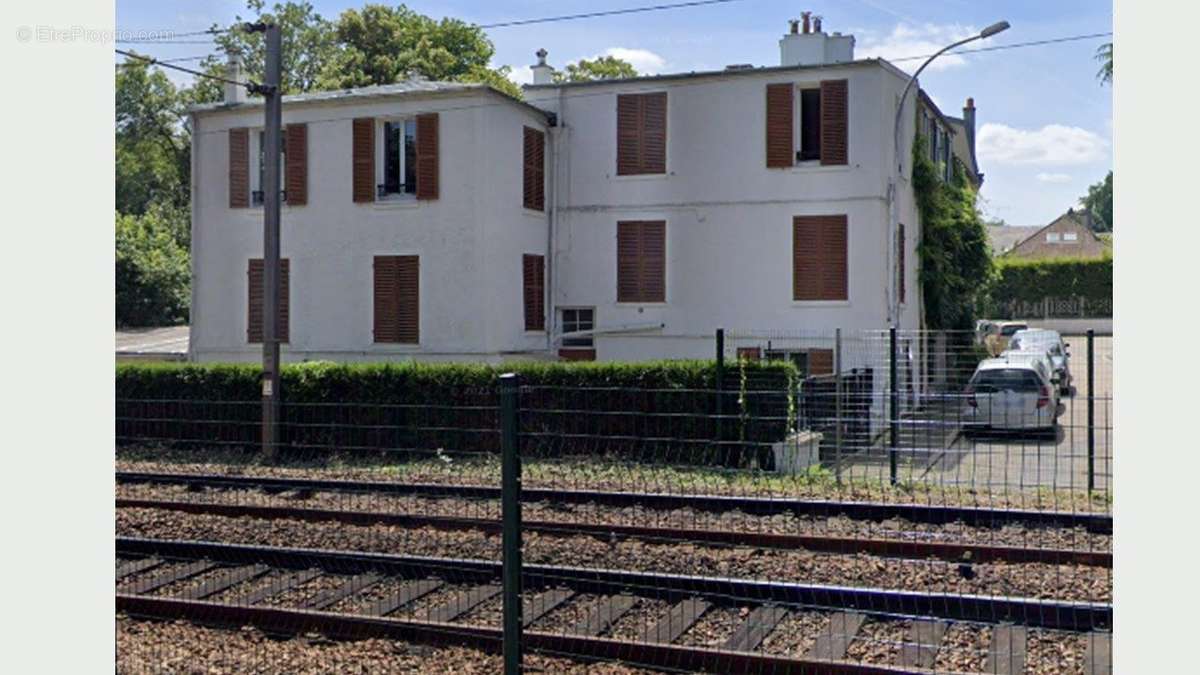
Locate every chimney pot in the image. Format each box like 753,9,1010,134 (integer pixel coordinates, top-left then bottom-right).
966,97,975,109
789,19,799,34
813,16,823,33
530,48,555,85
801,11,811,34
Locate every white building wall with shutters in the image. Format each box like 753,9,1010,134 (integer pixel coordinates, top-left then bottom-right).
188,86,551,363
528,59,925,364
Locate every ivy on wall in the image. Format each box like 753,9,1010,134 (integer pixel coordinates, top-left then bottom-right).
912,135,994,330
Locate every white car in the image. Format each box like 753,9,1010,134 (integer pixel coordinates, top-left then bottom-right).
963,357,1060,434
1007,329,1073,396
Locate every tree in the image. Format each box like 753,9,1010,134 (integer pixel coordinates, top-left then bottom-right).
191,0,337,103
1080,171,1113,232
1095,42,1112,85
913,139,994,330
319,4,497,89
116,57,190,214
116,205,191,326
554,55,638,83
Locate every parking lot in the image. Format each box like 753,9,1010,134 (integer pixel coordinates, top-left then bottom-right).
834,334,1113,497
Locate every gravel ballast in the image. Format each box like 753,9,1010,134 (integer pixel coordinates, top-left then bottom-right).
116,508,1113,602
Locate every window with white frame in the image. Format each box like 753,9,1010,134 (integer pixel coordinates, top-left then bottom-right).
795,86,821,162
251,129,286,206
559,308,595,348
1046,232,1062,243
377,118,417,199
1064,232,1079,242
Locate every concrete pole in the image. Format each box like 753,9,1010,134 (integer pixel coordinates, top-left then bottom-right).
261,23,282,459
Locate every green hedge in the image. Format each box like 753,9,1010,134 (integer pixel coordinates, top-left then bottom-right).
116,360,796,466
992,256,1113,305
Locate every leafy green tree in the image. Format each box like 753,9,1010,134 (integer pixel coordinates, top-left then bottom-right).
1095,42,1112,85
1080,171,1113,232
191,0,337,103
913,136,994,329
116,58,190,214
459,64,523,99
319,4,497,89
554,55,638,83
116,205,191,326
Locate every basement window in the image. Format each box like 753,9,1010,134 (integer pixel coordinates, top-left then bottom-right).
560,308,595,348
796,87,821,162
378,118,417,199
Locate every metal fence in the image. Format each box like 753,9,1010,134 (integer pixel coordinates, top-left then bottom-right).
994,295,1113,319
115,328,1112,674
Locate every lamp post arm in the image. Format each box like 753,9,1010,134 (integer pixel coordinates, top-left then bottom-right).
892,35,984,174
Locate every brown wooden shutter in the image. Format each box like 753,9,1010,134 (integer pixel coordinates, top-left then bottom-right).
898,223,906,304
641,92,667,174
820,79,848,165
522,254,545,331
737,347,762,362
352,117,375,203
616,93,666,175
523,127,545,211
284,124,308,206
373,255,420,344
808,349,834,376
793,215,848,301
229,128,249,208
617,220,666,303
765,83,794,168
247,258,290,343
416,112,439,200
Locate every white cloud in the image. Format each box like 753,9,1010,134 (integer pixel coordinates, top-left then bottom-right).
855,23,978,73
602,47,666,74
1036,172,1073,184
508,65,533,86
977,123,1110,166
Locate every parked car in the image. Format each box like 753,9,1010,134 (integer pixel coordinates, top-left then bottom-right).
981,321,1028,356
963,356,1060,434
1007,328,1072,396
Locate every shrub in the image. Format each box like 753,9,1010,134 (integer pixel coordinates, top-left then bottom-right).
116,359,797,467
991,256,1112,307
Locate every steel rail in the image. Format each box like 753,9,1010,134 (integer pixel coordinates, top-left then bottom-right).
116,593,913,675
116,497,1112,567
116,537,1112,631
115,471,1113,533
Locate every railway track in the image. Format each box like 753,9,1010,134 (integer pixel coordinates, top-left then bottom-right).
117,537,1112,674
116,471,1112,567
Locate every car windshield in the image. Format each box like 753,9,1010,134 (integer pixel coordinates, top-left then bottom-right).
1000,325,1026,336
972,368,1042,392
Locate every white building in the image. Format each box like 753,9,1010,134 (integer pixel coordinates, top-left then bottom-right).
188,19,981,372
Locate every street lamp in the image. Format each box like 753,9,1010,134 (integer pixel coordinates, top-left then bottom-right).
888,20,1010,324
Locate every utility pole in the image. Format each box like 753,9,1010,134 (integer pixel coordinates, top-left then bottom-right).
248,21,282,459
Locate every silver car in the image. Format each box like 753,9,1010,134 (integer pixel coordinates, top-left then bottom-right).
1008,329,1072,396
963,357,1059,434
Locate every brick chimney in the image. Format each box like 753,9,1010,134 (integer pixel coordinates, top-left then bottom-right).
963,97,977,166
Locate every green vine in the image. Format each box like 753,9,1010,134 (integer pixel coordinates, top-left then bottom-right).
912,134,995,330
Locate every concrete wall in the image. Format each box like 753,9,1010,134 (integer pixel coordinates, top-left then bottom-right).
189,91,550,362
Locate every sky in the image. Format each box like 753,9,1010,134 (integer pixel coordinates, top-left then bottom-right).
115,0,1114,227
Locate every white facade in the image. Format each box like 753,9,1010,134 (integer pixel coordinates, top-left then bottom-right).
189,48,975,365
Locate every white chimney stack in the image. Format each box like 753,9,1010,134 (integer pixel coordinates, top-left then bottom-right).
779,15,855,67
224,51,246,104
530,48,555,85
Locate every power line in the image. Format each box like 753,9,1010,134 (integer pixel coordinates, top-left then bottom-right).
888,31,1113,63
116,27,230,41
115,49,251,89
116,38,219,45
479,0,743,29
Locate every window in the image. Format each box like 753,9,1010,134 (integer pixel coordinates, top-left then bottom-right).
1046,232,1062,243
797,88,821,161
1064,232,1079,242
522,254,545,331
247,259,290,343
793,214,848,301
617,220,666,303
252,129,287,206
373,255,419,344
560,308,594,348
616,92,667,175
379,119,417,199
